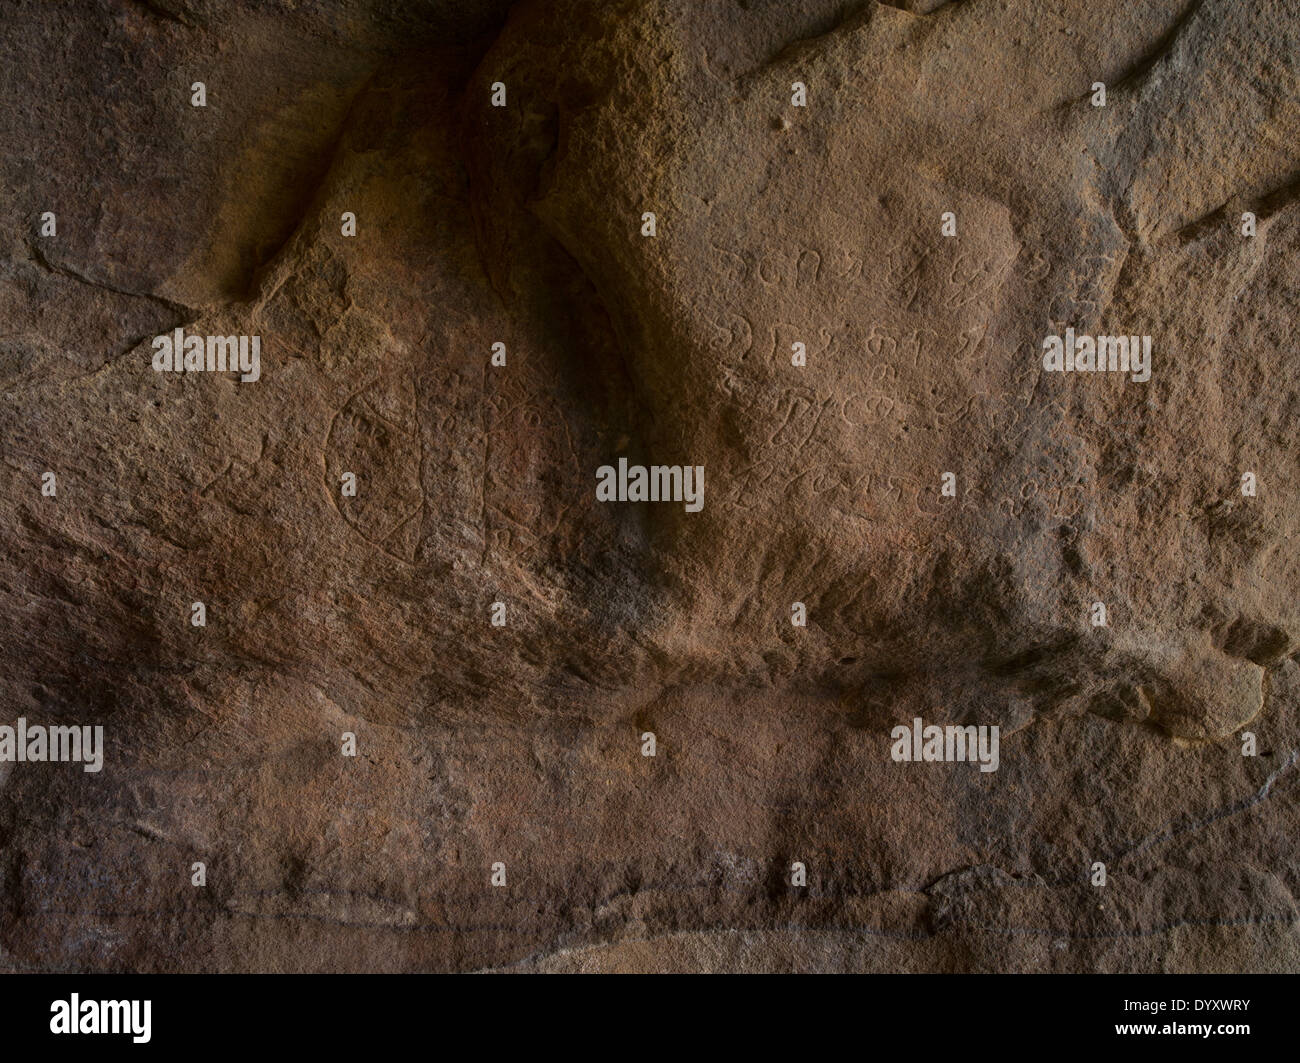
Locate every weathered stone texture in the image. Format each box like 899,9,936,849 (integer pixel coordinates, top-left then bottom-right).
1,0,1298,972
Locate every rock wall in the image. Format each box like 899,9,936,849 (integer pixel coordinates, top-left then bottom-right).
1,0,1298,972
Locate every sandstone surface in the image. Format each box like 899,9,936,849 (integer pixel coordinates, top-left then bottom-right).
1,0,1298,972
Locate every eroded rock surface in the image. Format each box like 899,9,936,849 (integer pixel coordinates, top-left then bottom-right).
1,0,1298,972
